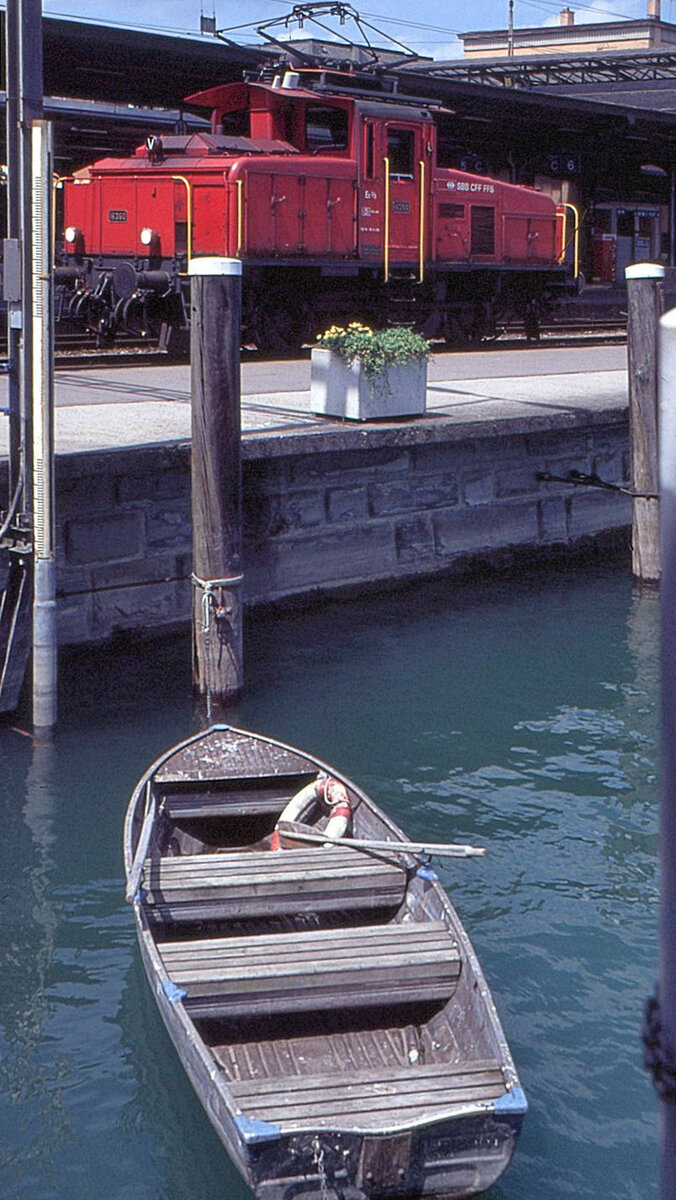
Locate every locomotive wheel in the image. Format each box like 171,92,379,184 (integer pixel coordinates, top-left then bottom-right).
524,306,541,342
249,285,306,356
446,302,500,346
254,306,304,355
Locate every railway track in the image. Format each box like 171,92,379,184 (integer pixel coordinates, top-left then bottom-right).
0,315,626,370
46,318,626,369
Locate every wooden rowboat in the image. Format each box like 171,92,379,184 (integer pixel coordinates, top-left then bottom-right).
123,724,526,1200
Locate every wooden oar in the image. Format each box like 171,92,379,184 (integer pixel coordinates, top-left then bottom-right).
126,784,156,902
276,821,486,858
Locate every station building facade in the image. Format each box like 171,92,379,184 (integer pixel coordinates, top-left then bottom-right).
448,2,676,284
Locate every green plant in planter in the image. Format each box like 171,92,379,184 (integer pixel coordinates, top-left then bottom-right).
315,322,431,382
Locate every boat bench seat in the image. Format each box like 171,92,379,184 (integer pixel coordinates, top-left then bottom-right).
158,772,318,821
228,1059,506,1130
158,920,461,1019
143,846,407,924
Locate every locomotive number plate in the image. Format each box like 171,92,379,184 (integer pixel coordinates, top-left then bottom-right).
108,209,128,223
393,201,410,214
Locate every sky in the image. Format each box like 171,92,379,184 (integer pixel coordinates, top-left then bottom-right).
40,0,669,60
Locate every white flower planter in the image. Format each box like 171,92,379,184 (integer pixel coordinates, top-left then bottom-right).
310,347,427,421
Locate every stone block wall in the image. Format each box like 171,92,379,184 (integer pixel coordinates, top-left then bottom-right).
50,412,630,646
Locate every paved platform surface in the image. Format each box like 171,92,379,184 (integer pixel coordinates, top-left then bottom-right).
0,343,628,456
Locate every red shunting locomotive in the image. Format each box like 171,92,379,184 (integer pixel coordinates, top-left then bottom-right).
57,69,574,352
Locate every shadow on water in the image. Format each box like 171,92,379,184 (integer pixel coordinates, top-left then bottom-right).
0,558,660,1200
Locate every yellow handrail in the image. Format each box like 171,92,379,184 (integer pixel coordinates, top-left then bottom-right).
236,178,244,256
171,174,192,268
418,159,425,285
383,156,390,283
562,201,580,280
50,172,194,285
52,175,75,264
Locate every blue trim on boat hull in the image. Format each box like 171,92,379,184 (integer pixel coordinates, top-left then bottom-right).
236,1113,282,1144
494,1086,528,1116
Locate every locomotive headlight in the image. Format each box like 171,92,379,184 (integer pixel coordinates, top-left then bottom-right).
140,227,157,246
64,226,81,244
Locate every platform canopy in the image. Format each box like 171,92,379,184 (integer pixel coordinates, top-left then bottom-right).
2,11,267,107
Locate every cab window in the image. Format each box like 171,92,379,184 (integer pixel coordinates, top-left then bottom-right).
387,128,414,178
216,109,250,137
364,123,375,179
305,105,349,151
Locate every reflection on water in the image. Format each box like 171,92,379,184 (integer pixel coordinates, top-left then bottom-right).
0,561,659,1200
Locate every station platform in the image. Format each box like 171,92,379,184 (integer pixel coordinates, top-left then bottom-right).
0,343,628,457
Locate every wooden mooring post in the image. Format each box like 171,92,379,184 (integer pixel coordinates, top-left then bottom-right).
189,258,243,710
655,308,676,1197
625,262,665,583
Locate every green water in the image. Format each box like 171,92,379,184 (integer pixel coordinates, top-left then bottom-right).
0,561,659,1199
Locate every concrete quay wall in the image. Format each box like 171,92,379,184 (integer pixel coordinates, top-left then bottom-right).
51,408,630,646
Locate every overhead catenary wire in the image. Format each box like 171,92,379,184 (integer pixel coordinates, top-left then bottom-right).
42,0,645,40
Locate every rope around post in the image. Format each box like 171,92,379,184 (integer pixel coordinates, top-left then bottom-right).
191,572,245,636
191,573,245,720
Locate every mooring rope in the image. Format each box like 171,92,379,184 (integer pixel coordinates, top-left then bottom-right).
191,572,244,636
191,572,244,721
536,469,659,500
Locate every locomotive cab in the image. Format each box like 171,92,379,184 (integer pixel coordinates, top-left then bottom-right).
197,77,353,157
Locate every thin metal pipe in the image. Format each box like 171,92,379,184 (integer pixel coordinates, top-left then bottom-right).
31,120,56,731
5,0,21,499
563,201,580,279
170,175,192,266
236,178,244,255
18,0,44,518
383,155,390,283
52,175,73,258
418,158,425,284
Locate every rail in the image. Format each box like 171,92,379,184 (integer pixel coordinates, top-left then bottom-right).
53,175,73,260
236,178,244,256
52,173,193,269
171,175,192,269
418,159,425,285
383,155,390,283
561,201,580,280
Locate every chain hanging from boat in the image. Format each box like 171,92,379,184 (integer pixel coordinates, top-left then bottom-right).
312,1136,332,1200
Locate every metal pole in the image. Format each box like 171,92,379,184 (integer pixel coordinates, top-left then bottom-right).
656,308,676,1197
31,119,56,732
17,0,43,515
5,0,22,496
0,0,47,720
189,257,243,712
625,262,664,583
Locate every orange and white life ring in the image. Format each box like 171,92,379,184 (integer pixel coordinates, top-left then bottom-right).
270,774,351,850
